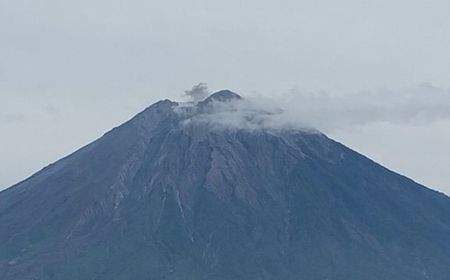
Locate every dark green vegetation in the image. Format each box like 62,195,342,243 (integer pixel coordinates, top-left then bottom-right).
1,91,450,279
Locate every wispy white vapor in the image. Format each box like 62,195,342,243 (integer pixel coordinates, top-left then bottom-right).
179,83,450,133
180,95,316,132
247,83,450,132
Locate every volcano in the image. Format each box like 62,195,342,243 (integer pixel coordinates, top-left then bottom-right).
1,90,450,280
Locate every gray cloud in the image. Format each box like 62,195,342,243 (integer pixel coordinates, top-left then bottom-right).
184,83,210,102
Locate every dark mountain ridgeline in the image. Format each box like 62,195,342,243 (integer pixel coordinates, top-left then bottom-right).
1,91,450,279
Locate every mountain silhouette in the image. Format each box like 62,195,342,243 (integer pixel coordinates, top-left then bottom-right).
1,91,450,280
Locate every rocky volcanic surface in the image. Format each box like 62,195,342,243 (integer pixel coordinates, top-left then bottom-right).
1,91,450,280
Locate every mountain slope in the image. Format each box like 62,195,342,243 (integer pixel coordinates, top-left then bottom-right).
1,91,450,280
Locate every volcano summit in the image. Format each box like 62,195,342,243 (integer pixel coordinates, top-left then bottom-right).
1,91,450,280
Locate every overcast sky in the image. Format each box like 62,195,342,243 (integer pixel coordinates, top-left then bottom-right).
1,0,450,194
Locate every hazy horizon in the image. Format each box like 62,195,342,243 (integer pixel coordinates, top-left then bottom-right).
2,0,450,194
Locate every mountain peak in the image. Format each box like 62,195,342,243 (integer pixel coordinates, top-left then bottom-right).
202,90,242,103
2,89,450,280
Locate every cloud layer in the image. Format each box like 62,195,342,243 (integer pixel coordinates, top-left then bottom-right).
273,83,450,132
180,84,450,133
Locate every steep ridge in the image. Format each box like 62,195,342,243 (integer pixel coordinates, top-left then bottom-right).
1,91,450,280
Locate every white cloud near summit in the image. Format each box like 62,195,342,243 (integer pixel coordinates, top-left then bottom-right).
246,83,450,133
186,83,450,133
